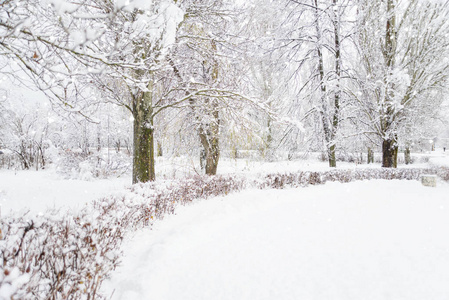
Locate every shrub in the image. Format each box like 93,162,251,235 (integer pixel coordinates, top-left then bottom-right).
1,167,448,298
56,150,131,180
0,175,245,299
257,168,442,189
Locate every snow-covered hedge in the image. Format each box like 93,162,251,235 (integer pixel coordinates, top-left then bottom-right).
258,167,448,189
1,167,448,299
0,176,245,299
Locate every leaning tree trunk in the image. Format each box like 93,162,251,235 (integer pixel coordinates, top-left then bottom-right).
132,90,155,184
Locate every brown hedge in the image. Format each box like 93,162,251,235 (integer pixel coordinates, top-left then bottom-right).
1,167,448,299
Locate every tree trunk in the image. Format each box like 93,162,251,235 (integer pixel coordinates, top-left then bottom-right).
380,0,397,169
157,141,163,157
367,147,374,164
313,0,340,168
382,138,398,168
330,0,341,169
199,102,220,176
199,132,219,175
196,37,221,176
266,116,273,159
314,0,332,168
328,144,336,167
404,147,411,165
132,90,155,184
200,149,206,171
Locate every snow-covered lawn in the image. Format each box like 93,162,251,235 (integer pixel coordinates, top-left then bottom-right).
102,179,449,300
0,170,130,215
0,154,437,216
160,152,443,178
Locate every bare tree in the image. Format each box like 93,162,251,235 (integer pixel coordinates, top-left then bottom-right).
282,0,354,167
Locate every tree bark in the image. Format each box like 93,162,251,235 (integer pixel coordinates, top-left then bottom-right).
313,0,340,168
382,137,398,168
367,147,374,164
404,147,411,164
132,89,155,183
263,115,274,161
328,144,336,167
381,0,398,169
330,0,341,168
200,135,219,175
197,38,221,176
199,100,220,176
313,0,332,167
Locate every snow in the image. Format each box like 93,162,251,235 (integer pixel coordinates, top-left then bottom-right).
155,150,448,179
1,152,444,216
102,179,449,300
0,169,130,216
46,0,78,15
430,156,449,168
2,154,449,298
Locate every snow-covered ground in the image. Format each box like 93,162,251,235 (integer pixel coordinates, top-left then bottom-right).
156,150,446,179
102,179,449,300
1,149,446,215
0,169,130,216
2,153,449,299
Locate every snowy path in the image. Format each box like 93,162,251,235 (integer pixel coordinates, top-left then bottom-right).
102,180,449,300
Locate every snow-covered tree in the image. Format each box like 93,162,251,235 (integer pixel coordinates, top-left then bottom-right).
281,0,356,166
354,0,449,167
2,0,186,182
